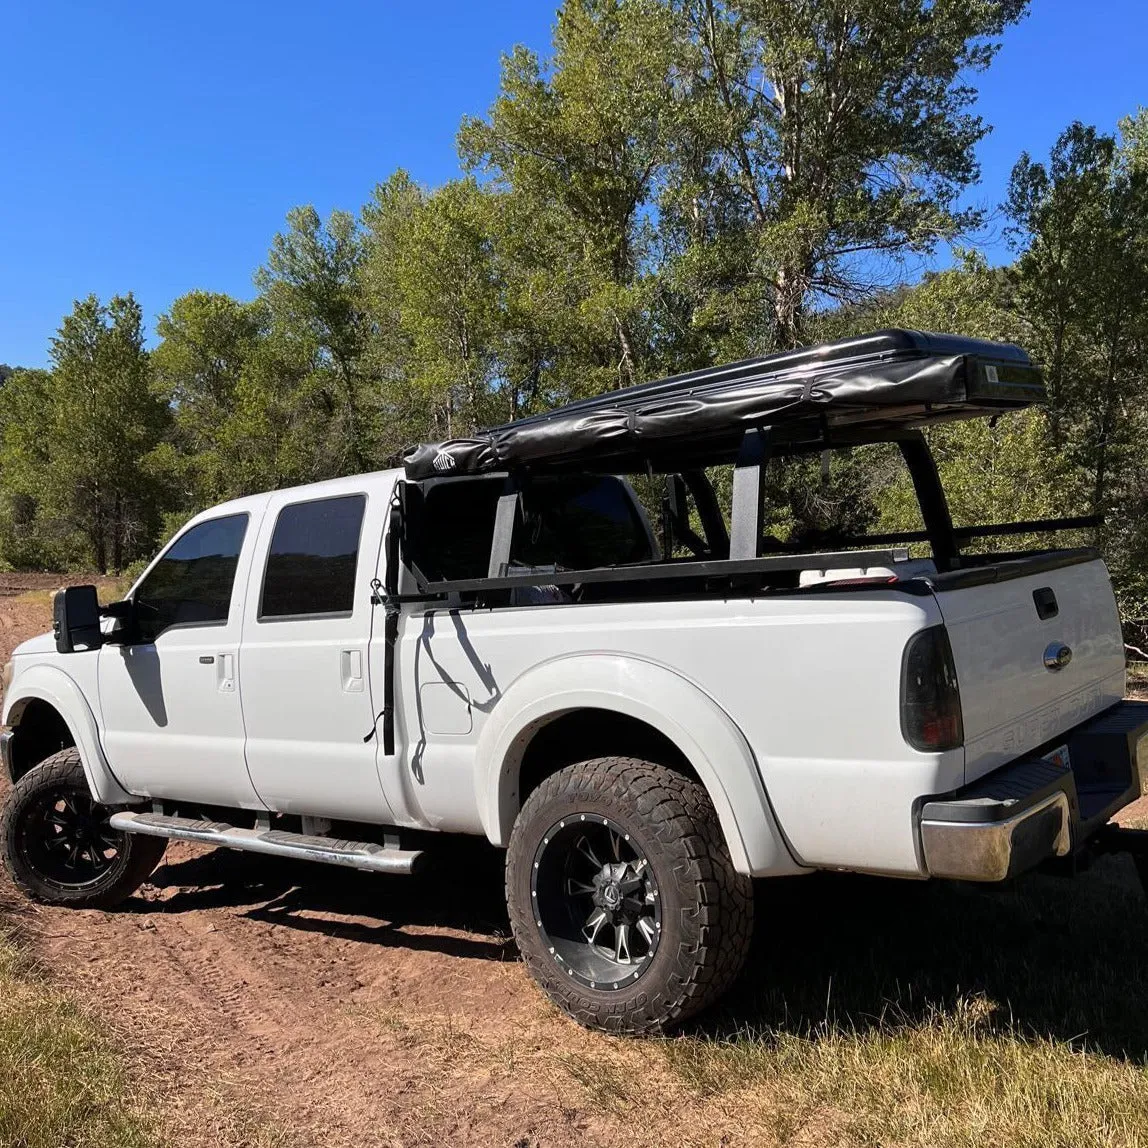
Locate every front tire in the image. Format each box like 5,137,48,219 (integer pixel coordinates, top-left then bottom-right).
1,749,166,908
506,756,753,1034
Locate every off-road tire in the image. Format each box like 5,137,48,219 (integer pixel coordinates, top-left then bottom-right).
0,749,165,908
506,756,753,1034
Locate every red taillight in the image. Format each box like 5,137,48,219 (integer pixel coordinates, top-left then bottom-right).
901,625,963,752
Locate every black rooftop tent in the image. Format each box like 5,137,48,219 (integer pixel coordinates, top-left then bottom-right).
402,329,1046,480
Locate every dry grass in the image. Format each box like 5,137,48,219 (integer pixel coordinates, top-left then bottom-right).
0,894,153,1148
661,999,1148,1147
648,861,1148,1147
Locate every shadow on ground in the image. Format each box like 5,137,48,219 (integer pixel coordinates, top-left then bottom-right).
127,839,1148,1061
130,837,515,962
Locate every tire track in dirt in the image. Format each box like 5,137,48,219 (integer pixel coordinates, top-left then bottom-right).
27,832,709,1147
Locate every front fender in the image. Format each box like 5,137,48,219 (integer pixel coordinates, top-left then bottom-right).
3,665,134,805
474,653,804,877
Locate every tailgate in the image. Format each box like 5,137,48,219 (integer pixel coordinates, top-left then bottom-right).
932,553,1126,783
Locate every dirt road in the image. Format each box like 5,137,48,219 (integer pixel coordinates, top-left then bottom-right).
0,583,783,1148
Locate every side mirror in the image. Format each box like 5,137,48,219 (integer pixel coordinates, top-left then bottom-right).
52,585,104,653
100,599,140,646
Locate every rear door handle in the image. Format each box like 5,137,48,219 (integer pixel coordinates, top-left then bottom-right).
340,649,364,693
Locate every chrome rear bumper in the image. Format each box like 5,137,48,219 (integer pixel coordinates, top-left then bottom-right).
921,789,1071,882
919,700,1148,882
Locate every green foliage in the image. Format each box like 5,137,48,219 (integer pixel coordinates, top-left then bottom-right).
664,0,1028,348
0,298,169,573
152,290,263,506
1005,113,1148,612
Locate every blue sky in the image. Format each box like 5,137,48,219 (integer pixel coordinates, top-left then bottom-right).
2,1,1145,369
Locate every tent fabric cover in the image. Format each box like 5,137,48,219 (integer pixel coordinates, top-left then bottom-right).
402,329,1044,480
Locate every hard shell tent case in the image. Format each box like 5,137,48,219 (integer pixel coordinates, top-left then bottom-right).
394,329,1095,597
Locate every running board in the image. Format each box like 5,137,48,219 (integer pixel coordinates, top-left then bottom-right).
108,811,426,875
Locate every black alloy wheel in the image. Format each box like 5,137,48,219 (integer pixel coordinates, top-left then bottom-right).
19,784,124,888
1,749,166,908
532,813,661,990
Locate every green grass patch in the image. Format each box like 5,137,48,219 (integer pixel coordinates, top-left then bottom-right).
0,911,153,1148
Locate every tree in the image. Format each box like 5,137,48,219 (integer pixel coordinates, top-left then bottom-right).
1006,116,1148,607
46,295,170,572
459,0,681,390
669,0,1028,348
253,206,374,475
0,368,85,569
369,178,506,440
152,291,263,508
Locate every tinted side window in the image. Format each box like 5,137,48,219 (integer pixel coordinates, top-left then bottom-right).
134,514,248,642
512,477,651,569
260,495,366,619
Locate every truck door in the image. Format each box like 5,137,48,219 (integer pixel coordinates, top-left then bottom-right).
97,510,264,808
238,482,396,822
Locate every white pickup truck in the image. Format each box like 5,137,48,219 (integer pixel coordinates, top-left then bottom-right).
4,330,1147,1034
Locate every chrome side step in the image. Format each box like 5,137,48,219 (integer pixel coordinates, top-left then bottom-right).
108,811,425,875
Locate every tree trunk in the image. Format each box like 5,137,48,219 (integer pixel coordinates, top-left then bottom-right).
615,314,636,388
89,486,107,575
112,491,124,574
773,262,810,350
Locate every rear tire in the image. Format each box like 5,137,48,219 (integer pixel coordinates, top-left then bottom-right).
0,749,165,908
506,756,753,1034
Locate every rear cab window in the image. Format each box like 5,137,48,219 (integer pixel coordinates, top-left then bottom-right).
402,475,653,598
512,476,652,570
259,494,366,620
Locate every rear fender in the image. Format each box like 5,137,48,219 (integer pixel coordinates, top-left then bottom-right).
475,653,804,877
3,665,134,805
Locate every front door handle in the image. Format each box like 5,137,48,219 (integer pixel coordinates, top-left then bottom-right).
217,652,236,692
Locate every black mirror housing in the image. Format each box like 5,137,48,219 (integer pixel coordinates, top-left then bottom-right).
53,586,104,653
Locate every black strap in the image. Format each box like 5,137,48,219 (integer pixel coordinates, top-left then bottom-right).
381,492,403,755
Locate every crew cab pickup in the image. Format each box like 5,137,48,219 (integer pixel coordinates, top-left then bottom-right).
4,329,1147,1034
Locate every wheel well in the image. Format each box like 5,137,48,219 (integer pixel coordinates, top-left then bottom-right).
516,709,698,808
7,700,76,780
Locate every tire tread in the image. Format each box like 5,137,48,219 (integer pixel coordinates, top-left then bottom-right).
506,756,753,1033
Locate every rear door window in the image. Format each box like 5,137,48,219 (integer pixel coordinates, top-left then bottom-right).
134,514,249,641
259,494,366,620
